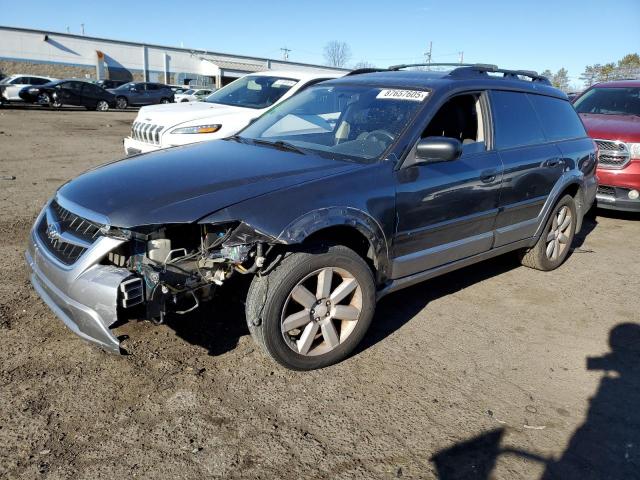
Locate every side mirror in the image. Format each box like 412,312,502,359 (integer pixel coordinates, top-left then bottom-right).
129,86,137,92
413,137,462,165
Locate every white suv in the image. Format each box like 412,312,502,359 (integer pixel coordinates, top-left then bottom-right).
0,74,57,103
123,70,341,155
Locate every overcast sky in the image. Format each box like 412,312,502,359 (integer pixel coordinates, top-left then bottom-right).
1,0,638,89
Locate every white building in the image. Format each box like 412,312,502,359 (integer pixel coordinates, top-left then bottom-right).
0,26,344,88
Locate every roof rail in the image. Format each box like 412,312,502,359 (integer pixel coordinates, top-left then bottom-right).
450,65,551,84
388,62,484,71
346,67,389,76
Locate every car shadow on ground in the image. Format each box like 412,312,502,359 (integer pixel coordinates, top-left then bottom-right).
429,322,640,479
356,253,522,356
163,277,251,357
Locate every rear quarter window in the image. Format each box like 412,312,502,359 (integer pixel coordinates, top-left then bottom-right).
490,90,546,149
528,94,586,141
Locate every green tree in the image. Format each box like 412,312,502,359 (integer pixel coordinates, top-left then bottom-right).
579,65,599,88
617,53,640,78
552,68,570,91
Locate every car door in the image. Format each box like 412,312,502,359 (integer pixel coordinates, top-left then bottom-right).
392,91,503,278
81,83,102,107
145,83,161,104
129,83,147,105
6,76,29,100
53,82,76,105
489,90,565,247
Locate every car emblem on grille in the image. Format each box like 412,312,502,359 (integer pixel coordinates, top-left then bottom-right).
46,221,62,241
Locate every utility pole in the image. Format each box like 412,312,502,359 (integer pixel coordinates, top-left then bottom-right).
280,47,291,61
80,23,85,35
424,41,432,66
459,51,464,64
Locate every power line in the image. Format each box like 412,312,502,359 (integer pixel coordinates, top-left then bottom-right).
280,47,291,61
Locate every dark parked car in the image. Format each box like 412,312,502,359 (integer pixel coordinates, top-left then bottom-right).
19,79,116,111
26,64,597,370
107,82,174,109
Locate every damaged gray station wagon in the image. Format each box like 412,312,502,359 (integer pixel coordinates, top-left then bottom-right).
26,64,597,370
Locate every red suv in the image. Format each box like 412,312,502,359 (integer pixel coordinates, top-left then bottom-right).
574,80,640,212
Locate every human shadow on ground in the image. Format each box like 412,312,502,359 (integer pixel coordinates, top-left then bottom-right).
430,323,640,479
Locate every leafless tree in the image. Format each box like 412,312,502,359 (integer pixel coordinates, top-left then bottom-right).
324,41,352,68
353,61,376,69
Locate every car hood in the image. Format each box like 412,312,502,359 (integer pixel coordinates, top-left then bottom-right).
137,101,254,126
56,140,363,228
579,113,640,143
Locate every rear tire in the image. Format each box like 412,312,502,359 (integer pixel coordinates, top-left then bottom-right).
36,93,50,105
116,96,128,109
160,97,170,104
246,245,376,370
96,100,110,111
520,194,577,271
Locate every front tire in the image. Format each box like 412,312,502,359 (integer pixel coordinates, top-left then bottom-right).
520,194,577,271
50,94,63,109
160,97,171,104
246,245,376,370
116,96,128,109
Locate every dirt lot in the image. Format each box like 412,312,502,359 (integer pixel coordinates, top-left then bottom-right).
0,106,638,479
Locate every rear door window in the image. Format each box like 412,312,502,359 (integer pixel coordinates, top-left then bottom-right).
528,94,586,141
29,77,49,85
490,90,545,149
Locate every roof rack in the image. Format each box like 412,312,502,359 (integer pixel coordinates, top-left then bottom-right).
347,63,552,86
449,64,551,84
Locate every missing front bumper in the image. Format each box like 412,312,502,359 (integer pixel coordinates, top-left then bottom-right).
25,228,132,354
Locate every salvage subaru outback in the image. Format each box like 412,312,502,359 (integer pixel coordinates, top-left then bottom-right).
26,64,597,370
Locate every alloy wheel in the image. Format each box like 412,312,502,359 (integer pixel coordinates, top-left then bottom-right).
546,205,572,261
281,267,362,356
97,100,109,111
37,93,50,105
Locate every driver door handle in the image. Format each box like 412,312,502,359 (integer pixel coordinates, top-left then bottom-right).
480,169,498,184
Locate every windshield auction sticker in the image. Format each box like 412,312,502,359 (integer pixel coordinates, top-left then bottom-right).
376,89,429,101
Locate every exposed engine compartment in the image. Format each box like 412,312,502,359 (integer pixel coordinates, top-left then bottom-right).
102,222,279,324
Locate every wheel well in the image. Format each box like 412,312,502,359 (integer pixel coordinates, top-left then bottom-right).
562,183,580,199
302,226,377,272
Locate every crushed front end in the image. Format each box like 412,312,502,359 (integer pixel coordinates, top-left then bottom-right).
26,196,276,353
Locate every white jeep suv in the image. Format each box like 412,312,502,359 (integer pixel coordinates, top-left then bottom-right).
123,70,341,155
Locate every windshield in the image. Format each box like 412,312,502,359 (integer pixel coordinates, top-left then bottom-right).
239,84,429,161
183,89,195,95
574,87,640,116
205,75,298,109
0,77,12,85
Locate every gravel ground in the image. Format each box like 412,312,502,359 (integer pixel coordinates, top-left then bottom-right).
0,106,638,479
